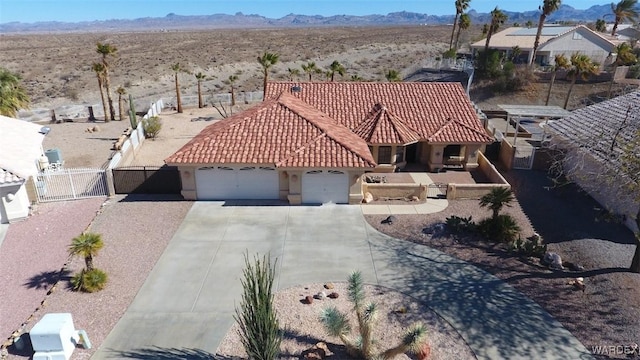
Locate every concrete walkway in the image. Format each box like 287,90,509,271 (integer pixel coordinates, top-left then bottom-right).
93,203,592,360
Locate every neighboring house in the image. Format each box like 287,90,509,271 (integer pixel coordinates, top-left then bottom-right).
0,115,46,223
546,91,640,232
166,82,492,204
471,25,616,66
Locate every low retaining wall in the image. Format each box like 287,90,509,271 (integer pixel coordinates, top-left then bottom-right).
447,183,510,200
478,152,509,184
362,183,427,200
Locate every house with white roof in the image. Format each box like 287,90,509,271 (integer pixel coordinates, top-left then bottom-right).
471,25,617,67
0,115,46,223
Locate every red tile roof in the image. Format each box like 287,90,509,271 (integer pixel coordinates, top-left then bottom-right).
165,92,376,168
266,82,492,144
353,103,421,145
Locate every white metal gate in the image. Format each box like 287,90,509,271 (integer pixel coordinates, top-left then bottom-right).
35,168,109,202
513,146,536,170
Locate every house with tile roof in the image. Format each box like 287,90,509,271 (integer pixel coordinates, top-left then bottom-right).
165,82,492,204
471,25,617,67
0,115,46,223
546,91,640,232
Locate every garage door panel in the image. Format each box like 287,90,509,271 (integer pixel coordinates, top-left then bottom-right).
196,167,278,200
302,170,349,204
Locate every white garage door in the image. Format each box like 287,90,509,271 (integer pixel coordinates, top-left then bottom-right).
196,166,279,200
302,170,349,204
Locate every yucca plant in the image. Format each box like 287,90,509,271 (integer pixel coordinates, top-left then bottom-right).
234,253,281,360
320,271,428,359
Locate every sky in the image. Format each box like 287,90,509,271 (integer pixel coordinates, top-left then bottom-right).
0,0,610,24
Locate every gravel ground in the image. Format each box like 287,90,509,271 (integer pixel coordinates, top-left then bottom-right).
217,282,476,360
366,195,640,360
0,197,105,349
2,195,193,359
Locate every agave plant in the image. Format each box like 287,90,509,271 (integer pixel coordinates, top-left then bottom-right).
320,271,427,359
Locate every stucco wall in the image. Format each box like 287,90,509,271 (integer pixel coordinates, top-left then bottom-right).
362,183,427,200
540,30,613,66
0,184,30,223
447,183,511,200
499,140,515,170
478,152,509,184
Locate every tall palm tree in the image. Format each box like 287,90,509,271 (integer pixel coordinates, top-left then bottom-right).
91,62,109,122
455,13,472,50
545,54,570,105
607,42,638,98
0,67,30,117
287,67,301,81
96,42,117,121
610,0,639,36
564,53,600,109
485,7,508,52
257,52,279,98
531,0,562,66
68,232,104,271
328,60,346,82
595,18,607,32
227,74,239,106
301,61,319,81
195,72,206,108
449,0,471,50
171,63,184,113
479,187,515,220
116,86,126,121
385,69,401,82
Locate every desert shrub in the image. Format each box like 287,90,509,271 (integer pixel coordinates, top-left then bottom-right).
71,268,108,293
234,253,281,360
475,49,503,78
442,49,457,59
628,64,640,79
143,116,162,139
445,215,476,233
478,215,521,243
509,233,547,257
320,271,427,359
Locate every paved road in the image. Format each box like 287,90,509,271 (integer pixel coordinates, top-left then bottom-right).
93,202,592,360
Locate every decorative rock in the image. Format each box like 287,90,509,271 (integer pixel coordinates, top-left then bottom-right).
305,295,314,304
363,192,374,203
328,292,339,299
417,343,431,360
567,277,586,292
314,291,326,300
381,215,397,225
92,125,100,132
302,342,329,359
324,283,334,290
543,252,564,270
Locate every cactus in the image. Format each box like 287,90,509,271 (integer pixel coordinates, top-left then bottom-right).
128,94,137,128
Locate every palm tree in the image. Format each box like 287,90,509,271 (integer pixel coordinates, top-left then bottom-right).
91,62,109,122
68,232,104,271
96,42,117,121
545,54,570,105
485,7,508,52
479,187,515,220
171,63,184,113
564,53,600,109
610,0,639,36
607,42,638,98
227,74,239,106
385,69,401,82
116,86,126,121
328,60,346,82
195,72,206,108
0,67,30,117
455,13,472,50
531,0,562,66
595,18,607,32
449,0,471,50
301,61,319,81
287,67,301,81
257,52,279,98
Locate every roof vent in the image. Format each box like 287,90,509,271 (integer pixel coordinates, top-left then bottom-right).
291,85,302,93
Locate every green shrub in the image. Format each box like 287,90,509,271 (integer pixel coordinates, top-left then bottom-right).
445,215,476,233
234,253,281,360
628,64,640,79
71,268,108,293
478,215,521,243
442,49,457,59
476,49,503,78
143,116,162,139
509,234,547,257
320,271,427,359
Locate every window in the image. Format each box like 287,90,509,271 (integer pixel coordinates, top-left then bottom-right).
395,146,404,163
443,145,461,159
378,146,392,164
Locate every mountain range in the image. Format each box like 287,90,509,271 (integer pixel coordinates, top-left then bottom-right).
1,4,637,34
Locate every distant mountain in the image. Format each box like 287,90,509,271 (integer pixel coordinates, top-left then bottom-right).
1,4,637,34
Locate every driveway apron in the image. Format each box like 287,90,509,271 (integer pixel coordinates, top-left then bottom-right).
94,202,592,360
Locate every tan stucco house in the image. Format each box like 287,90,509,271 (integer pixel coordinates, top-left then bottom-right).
165,82,492,204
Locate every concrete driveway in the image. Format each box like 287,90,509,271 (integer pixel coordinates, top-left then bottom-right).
93,202,592,360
